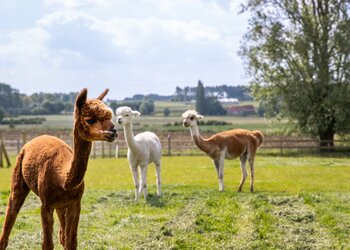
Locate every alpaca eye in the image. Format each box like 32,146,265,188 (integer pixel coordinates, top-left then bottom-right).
86,119,97,125
125,114,129,117
190,117,194,120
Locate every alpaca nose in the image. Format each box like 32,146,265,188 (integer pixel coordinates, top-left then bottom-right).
183,121,189,127
109,126,118,137
117,118,122,124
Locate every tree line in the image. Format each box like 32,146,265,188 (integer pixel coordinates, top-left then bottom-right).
0,82,77,121
172,84,252,102
109,98,155,115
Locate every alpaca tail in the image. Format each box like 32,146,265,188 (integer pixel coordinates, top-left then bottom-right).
12,149,26,183
252,130,264,147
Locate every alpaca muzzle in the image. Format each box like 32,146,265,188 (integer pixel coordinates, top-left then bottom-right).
100,128,118,142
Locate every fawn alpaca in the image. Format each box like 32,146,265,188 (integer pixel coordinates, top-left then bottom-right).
0,89,117,250
182,110,263,192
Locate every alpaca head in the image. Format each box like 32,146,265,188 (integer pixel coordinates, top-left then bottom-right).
74,88,118,142
115,106,140,126
182,110,203,127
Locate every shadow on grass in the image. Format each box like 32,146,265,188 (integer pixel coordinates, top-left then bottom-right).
146,193,167,207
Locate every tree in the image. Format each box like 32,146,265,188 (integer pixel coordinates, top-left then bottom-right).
139,97,155,115
205,97,227,115
0,83,22,114
196,80,206,114
64,103,74,113
42,101,65,114
0,107,4,123
163,108,170,117
109,101,141,112
240,0,350,147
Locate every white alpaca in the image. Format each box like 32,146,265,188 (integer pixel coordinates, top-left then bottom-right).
116,106,162,200
182,110,263,192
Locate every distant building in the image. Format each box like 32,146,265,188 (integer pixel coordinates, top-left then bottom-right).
226,105,256,116
218,98,240,105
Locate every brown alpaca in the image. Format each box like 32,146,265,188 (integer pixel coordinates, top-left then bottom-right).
182,110,263,192
0,88,117,250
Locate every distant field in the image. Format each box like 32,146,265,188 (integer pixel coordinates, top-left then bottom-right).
153,100,195,116
0,114,283,134
0,101,285,134
1,155,350,249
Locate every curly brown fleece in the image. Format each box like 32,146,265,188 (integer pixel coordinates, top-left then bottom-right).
0,88,117,250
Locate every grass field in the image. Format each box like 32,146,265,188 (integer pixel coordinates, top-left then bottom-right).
0,101,347,249
1,155,350,249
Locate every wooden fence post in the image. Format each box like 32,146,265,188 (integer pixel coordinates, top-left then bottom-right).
93,142,96,159
280,136,283,154
167,133,171,156
2,141,11,167
109,142,112,158
0,132,11,167
22,131,27,146
115,140,119,158
101,141,105,158
0,142,3,168
17,139,21,155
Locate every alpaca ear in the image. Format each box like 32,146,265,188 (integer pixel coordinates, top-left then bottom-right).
75,88,87,115
197,115,204,119
132,111,141,117
97,88,109,100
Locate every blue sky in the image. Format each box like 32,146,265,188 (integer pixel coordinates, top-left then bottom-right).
0,0,249,100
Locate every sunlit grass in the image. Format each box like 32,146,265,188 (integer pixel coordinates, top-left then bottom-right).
85,156,350,193
1,155,350,249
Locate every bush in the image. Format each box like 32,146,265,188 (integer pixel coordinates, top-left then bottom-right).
198,120,231,126
1,117,46,125
0,107,4,122
163,108,170,117
32,107,50,115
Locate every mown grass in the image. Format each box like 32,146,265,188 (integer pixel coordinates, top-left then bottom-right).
1,155,350,249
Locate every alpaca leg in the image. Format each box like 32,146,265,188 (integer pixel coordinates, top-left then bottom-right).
41,206,54,250
139,165,148,199
248,155,255,193
56,207,67,247
130,165,139,200
213,153,225,191
155,161,162,196
65,203,81,250
238,152,248,192
0,166,30,250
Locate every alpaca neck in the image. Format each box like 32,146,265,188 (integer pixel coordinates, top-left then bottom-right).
189,124,212,155
123,123,139,154
64,127,92,190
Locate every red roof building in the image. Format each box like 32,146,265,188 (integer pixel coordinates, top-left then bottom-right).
226,105,256,116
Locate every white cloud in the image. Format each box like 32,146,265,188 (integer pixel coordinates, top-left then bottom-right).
0,0,249,98
0,28,49,66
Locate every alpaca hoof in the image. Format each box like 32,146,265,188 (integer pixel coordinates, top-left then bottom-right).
0,241,8,250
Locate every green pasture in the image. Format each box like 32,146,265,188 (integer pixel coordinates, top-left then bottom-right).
1,155,350,249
